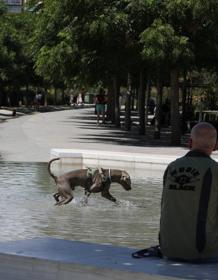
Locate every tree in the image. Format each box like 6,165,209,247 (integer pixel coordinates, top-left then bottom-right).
141,5,194,144
33,0,131,122
124,0,153,135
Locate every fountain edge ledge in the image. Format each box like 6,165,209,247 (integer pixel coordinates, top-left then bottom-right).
50,148,179,172
0,238,210,280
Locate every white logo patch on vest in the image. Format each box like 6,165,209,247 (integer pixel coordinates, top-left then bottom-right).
168,167,200,191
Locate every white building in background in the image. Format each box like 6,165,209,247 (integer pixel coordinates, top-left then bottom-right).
4,0,24,13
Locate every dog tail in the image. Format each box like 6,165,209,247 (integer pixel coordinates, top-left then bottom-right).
48,157,60,182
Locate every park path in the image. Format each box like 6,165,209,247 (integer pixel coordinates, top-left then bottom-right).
0,107,188,162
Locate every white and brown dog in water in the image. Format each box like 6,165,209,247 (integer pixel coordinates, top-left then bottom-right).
48,158,131,205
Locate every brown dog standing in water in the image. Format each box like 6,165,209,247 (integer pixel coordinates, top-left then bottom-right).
48,158,131,205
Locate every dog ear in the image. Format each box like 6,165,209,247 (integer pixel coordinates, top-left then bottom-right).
121,171,130,180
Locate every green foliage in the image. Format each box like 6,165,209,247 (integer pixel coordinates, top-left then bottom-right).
0,0,6,15
32,0,131,86
0,10,38,96
0,0,218,107
140,19,193,66
35,38,77,85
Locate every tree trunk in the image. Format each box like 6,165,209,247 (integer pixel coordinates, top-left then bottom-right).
144,76,151,132
125,73,131,131
10,86,19,106
138,70,146,135
131,88,135,110
181,71,188,134
54,87,57,105
113,76,120,127
170,67,181,145
154,77,163,139
135,87,139,111
107,83,115,123
44,87,48,106
0,85,3,107
61,89,65,104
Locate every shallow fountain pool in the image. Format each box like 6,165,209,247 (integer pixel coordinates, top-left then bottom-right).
0,162,163,249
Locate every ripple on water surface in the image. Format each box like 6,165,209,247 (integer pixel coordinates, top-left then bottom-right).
0,161,163,248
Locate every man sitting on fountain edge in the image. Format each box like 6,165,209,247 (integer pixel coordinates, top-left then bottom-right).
160,122,218,261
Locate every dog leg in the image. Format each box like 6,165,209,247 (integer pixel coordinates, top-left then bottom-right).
55,198,66,205
59,195,73,205
101,189,116,202
53,192,61,202
55,193,73,205
55,182,74,205
80,190,91,205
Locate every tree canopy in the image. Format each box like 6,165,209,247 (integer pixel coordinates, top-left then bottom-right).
1,0,218,144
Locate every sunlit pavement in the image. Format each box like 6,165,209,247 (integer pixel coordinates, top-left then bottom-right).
0,106,191,162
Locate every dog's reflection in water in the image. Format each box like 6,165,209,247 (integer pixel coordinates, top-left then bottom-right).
48,158,131,206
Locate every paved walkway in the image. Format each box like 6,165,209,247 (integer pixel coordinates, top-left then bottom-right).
0,106,201,162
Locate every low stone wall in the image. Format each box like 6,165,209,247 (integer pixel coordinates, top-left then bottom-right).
50,148,176,178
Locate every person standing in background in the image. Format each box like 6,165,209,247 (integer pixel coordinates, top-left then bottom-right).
95,88,106,125
77,93,83,106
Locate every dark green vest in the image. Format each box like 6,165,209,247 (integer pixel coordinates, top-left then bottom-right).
160,150,218,260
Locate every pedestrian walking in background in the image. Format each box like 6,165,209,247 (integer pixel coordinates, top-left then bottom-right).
95,88,106,125
77,93,83,106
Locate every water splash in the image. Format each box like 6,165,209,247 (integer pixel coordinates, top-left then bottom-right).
0,161,162,248
113,199,137,208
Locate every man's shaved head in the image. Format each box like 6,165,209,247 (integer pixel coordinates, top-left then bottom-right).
191,122,217,154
